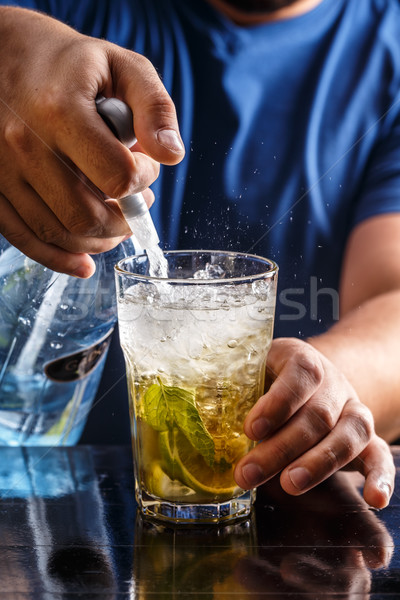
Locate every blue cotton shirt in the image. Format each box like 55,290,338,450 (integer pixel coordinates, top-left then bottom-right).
3,0,400,441
5,0,400,335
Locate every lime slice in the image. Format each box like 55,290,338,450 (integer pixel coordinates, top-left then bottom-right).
159,429,239,500
146,462,196,499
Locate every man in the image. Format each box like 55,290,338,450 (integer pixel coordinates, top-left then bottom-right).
0,0,398,507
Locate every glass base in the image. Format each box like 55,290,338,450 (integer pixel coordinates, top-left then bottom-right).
137,489,256,525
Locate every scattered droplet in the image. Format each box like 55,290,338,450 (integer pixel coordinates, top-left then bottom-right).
17,316,31,327
50,341,63,350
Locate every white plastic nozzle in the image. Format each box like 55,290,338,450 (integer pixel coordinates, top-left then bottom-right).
119,193,160,248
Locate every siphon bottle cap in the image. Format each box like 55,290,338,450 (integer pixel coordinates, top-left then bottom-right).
95,96,137,147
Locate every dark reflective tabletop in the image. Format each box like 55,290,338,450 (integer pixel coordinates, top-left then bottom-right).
0,445,399,599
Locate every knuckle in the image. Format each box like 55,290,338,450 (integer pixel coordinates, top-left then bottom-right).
105,162,139,198
272,438,297,465
129,53,170,98
322,446,341,471
292,346,324,390
4,228,30,250
104,155,159,199
310,400,337,432
4,117,32,154
344,404,374,442
65,208,105,238
34,86,70,130
35,222,67,246
131,51,157,73
116,49,177,116
144,96,178,122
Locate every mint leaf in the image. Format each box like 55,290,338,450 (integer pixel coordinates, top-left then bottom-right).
166,391,215,467
142,379,215,465
143,383,170,431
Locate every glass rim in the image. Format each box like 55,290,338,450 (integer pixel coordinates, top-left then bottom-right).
114,249,278,284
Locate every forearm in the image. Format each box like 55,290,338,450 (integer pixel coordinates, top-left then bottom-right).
308,289,400,442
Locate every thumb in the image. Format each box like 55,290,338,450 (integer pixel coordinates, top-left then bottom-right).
112,48,185,165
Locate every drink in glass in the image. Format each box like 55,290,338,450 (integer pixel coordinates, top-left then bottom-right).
115,250,278,524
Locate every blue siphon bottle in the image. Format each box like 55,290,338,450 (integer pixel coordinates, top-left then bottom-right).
0,236,134,445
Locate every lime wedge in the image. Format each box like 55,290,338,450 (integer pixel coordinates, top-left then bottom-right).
159,429,239,500
146,462,195,499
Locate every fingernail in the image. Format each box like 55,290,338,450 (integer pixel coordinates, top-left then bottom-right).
157,129,184,153
241,463,265,487
288,467,312,491
251,417,271,440
377,479,391,499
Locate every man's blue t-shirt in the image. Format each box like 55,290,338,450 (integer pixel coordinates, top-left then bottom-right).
3,0,400,440
6,0,400,335
8,0,400,335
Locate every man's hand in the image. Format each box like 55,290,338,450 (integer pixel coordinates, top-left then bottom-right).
234,337,395,509
0,7,185,277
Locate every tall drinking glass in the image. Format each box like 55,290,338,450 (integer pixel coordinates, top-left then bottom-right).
115,250,278,524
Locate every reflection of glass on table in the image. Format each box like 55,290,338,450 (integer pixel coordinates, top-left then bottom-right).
132,510,257,597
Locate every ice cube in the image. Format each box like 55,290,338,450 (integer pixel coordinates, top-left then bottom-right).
193,263,225,279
